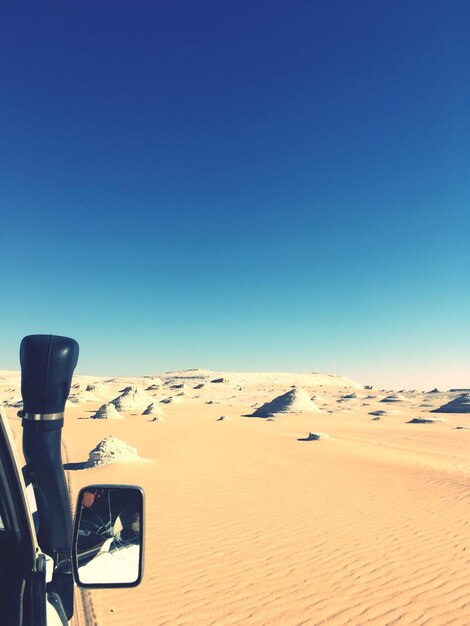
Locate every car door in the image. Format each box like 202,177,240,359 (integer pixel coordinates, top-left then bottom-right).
0,405,48,626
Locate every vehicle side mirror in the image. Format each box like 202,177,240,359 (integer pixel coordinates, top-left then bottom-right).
72,485,144,588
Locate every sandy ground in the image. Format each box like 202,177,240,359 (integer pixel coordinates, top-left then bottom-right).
1,370,469,626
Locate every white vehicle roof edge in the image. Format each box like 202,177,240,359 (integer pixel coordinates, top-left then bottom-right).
0,405,40,560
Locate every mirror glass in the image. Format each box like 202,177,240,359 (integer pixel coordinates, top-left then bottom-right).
73,486,143,587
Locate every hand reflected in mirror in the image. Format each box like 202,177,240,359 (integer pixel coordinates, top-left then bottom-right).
72,485,144,588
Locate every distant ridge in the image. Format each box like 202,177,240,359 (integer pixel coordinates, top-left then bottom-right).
160,370,363,389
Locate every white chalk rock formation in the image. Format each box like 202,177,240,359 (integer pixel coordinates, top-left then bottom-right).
110,386,152,412
142,402,164,417
85,383,106,392
298,432,330,441
380,393,407,403
91,403,123,420
407,417,445,424
6,396,23,407
250,388,322,417
432,393,470,414
160,396,183,404
86,436,142,467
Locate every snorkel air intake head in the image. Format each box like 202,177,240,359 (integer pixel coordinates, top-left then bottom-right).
21,334,79,620
20,334,79,420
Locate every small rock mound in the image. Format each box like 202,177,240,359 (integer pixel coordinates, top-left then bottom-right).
407,417,444,424
250,388,322,417
110,386,152,412
142,402,164,417
160,396,183,404
194,383,205,389
6,397,23,408
85,383,105,392
380,393,407,403
432,393,470,414
369,410,387,417
211,377,227,383
298,432,330,441
86,436,143,467
216,415,229,421
90,403,123,420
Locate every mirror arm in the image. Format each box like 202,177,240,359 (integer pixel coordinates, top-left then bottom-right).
53,550,73,575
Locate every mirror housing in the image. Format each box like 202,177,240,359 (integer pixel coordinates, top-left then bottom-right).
72,484,144,588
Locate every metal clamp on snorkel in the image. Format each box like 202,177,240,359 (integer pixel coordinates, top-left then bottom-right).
21,334,79,621
22,412,64,421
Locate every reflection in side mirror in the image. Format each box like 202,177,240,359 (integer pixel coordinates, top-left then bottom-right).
72,485,144,588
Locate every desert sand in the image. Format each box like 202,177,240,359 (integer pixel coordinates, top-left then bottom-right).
1,369,469,626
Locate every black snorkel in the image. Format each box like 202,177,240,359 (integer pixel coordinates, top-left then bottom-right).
20,334,79,621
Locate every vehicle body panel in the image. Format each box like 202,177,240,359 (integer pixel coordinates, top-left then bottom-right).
0,405,67,625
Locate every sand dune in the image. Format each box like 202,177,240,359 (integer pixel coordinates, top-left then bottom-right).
1,369,469,626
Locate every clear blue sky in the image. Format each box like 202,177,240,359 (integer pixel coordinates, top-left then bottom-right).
1,1,469,389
